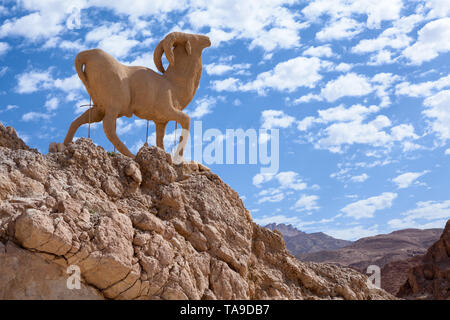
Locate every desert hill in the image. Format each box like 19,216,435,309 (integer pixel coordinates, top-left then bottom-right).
264,223,352,255
0,122,393,300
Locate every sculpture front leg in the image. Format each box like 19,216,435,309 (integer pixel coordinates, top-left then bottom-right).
155,121,168,150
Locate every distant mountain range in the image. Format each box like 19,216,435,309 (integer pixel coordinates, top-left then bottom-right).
264,223,352,255
297,228,443,271
263,222,445,297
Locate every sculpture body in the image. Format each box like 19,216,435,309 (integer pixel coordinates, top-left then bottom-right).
63,32,211,162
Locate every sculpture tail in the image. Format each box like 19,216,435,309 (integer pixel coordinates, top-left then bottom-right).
75,51,89,91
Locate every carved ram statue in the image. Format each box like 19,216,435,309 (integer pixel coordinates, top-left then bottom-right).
61,32,211,163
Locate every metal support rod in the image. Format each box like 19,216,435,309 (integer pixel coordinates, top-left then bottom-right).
88,97,92,139
146,120,149,145
173,121,177,154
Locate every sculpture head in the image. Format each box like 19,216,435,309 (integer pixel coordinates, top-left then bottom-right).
153,32,211,74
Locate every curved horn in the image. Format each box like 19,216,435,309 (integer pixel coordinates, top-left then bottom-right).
153,40,166,73
153,32,188,73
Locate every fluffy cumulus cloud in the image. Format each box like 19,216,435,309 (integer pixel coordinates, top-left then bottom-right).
188,96,217,119
392,171,429,189
292,195,320,212
261,109,295,129
212,57,325,94
423,90,450,141
320,73,373,102
402,18,450,65
315,17,364,41
296,101,421,153
341,192,397,219
351,173,369,182
253,171,307,191
188,0,304,52
302,0,403,29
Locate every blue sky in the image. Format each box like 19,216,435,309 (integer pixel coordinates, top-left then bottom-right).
0,0,449,240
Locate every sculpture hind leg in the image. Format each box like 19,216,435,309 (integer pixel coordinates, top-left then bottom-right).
64,106,104,145
102,113,134,158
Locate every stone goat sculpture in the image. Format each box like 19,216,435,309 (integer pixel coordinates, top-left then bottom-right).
61,32,211,162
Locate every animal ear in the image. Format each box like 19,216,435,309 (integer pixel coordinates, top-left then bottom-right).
185,40,192,55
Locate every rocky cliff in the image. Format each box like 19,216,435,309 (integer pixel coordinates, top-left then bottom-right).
0,125,393,300
397,220,449,300
265,223,352,255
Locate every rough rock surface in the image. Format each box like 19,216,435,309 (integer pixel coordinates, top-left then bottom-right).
0,134,394,300
0,122,32,151
397,220,450,300
379,255,423,296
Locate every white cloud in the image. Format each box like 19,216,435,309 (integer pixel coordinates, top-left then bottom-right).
188,96,217,119
316,17,364,41
116,118,147,135
6,105,19,111
188,0,305,51
261,109,295,129
297,103,418,152
275,171,308,190
253,171,307,191
123,53,157,71
212,77,240,92
316,115,392,152
334,63,352,72
244,57,324,94
44,97,59,111
257,191,285,204
403,17,450,65
214,57,326,94
252,173,274,186
16,69,82,95
388,200,450,229
323,224,379,241
321,73,373,102
0,42,10,57
396,74,450,98
390,124,418,141
85,23,139,58
0,66,7,77
425,0,450,19
292,195,320,212
392,171,429,189
293,93,323,104
303,45,334,58
16,70,53,94
367,50,394,65
204,62,250,76
22,111,53,122
0,12,64,41
445,148,450,155
302,0,403,29
351,173,369,182
352,14,423,54
423,90,450,140
341,192,397,219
